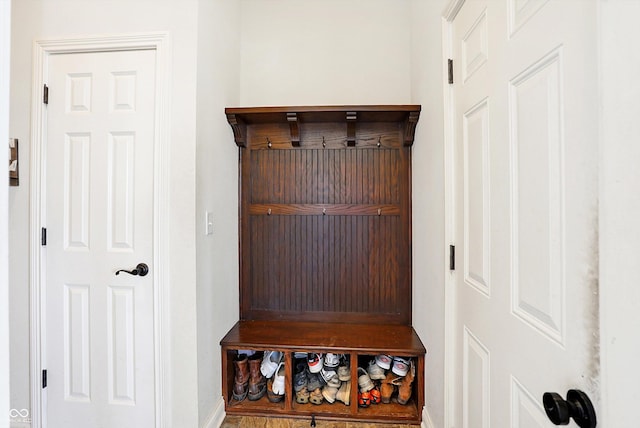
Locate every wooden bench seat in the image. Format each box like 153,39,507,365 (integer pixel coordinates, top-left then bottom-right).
220,320,426,425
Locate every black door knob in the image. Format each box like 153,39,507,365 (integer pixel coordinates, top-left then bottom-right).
115,263,149,277
543,389,596,428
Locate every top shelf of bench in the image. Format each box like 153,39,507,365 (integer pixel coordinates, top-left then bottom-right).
220,320,426,356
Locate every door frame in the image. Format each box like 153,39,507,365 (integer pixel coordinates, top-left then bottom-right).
29,33,171,428
442,2,463,428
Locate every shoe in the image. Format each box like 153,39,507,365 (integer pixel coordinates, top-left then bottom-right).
336,380,351,405
391,356,411,376
307,371,324,391
322,384,339,403
320,366,337,384
261,350,283,378
381,371,399,404
337,364,351,382
357,367,374,392
296,386,310,404
294,362,308,392
397,360,415,405
367,359,386,380
272,362,286,395
232,353,250,401
309,387,324,405
358,390,371,407
369,387,382,404
308,353,323,373
375,354,393,370
326,375,341,388
323,353,340,370
267,377,283,403
247,353,266,401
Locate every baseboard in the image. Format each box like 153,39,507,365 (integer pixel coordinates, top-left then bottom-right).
422,407,436,428
201,397,226,428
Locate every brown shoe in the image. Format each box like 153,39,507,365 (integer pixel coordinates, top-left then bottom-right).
380,372,399,404
247,353,266,401
232,354,250,401
397,360,415,405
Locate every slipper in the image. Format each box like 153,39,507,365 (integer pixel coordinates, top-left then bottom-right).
296,386,310,404
309,387,324,405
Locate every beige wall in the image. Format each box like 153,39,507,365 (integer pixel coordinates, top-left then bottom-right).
238,0,412,106
195,0,241,425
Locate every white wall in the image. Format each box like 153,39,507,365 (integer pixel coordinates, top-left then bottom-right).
195,0,241,425
1,1,11,428
239,0,411,106
409,1,448,426
9,1,200,426
599,1,640,426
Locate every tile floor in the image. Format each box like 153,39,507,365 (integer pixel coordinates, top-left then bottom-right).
221,416,417,428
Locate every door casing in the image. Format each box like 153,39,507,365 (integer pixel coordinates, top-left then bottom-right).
29,33,171,428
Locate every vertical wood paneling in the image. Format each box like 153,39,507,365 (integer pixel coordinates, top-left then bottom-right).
244,143,410,323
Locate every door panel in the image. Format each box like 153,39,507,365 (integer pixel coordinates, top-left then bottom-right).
452,0,598,426
45,49,156,428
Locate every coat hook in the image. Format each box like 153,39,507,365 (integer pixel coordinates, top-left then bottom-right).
267,208,272,216
322,208,326,216
378,208,382,216
377,137,382,148
267,137,272,149
322,136,326,148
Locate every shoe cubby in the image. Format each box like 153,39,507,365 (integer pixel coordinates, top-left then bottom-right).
221,106,426,424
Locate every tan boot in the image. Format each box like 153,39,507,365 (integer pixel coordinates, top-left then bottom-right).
247,354,266,401
397,360,415,405
381,372,398,404
232,354,250,401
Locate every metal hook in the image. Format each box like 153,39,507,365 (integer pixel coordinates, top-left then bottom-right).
377,136,382,148
267,137,272,149
378,208,382,216
267,208,272,216
322,208,326,216
322,136,326,148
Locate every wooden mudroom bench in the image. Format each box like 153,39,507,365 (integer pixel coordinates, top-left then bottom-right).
221,105,426,424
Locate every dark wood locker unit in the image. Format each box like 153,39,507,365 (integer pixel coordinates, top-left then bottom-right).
221,105,426,424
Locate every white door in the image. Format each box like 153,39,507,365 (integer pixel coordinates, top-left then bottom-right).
451,0,599,426
44,49,156,428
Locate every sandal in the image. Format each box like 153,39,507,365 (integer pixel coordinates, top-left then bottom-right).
357,367,374,392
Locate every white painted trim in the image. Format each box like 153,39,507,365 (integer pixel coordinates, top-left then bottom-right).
29,32,171,428
422,407,436,428
0,2,11,428
442,1,465,428
201,398,226,428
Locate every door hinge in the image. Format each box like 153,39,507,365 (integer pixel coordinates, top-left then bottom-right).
43,84,49,104
449,245,455,270
42,369,47,389
448,59,454,84
41,227,47,246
